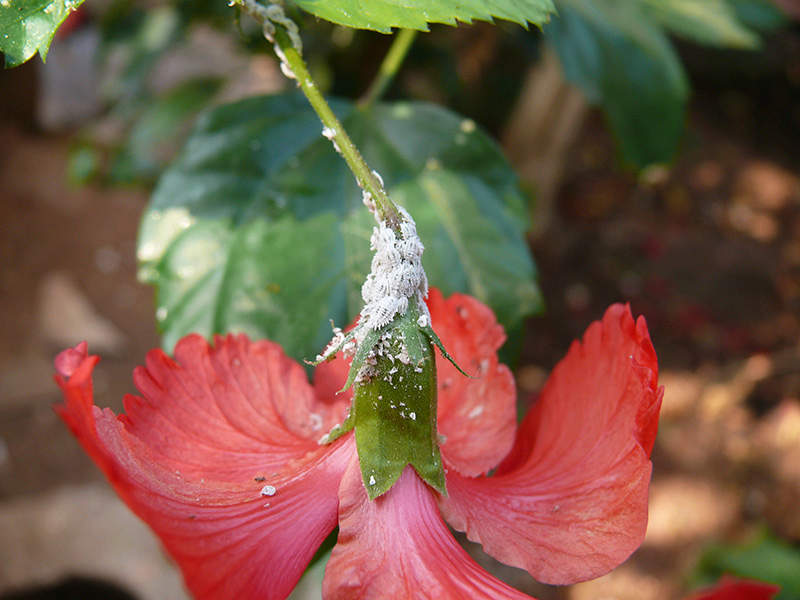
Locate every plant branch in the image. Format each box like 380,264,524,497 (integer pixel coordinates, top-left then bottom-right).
231,0,402,229
359,28,417,108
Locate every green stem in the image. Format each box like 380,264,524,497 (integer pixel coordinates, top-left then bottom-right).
359,28,417,109
232,0,402,229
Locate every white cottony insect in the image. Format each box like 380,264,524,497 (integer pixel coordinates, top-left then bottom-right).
247,1,302,79
317,185,431,387
359,205,428,332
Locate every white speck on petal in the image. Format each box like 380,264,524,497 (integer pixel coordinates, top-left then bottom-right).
468,405,484,419
309,413,323,431
260,485,276,497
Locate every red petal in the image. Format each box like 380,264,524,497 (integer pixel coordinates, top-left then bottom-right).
323,460,536,600
685,577,780,600
54,336,353,600
439,304,663,585
313,348,354,422
427,289,517,476
121,334,348,478
55,341,88,378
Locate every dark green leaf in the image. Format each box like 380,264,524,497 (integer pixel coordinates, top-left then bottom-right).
692,530,800,600
729,0,788,31
546,0,689,167
139,93,541,361
1,0,84,67
291,0,555,33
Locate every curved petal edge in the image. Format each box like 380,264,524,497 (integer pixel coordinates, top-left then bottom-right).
439,304,663,585
54,339,352,600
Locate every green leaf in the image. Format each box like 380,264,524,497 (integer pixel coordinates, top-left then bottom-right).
142,212,347,361
290,0,555,33
728,0,787,31
641,0,759,48
110,77,223,184
67,143,100,185
692,530,800,600
98,5,184,105
0,0,84,67
546,0,689,167
139,93,541,361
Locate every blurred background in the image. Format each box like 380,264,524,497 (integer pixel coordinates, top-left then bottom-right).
1,0,800,598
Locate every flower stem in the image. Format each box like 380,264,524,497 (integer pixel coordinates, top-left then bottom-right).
231,0,402,229
359,28,417,109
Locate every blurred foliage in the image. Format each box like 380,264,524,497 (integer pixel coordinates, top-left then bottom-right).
109,77,223,184
31,0,787,188
692,530,800,600
730,0,789,30
544,0,785,168
66,142,101,185
545,1,687,167
2,0,791,173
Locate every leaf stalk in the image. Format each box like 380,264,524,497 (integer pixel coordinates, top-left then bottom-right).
359,28,417,109
231,0,402,229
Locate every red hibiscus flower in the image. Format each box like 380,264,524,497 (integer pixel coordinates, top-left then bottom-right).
54,289,662,599
686,576,780,600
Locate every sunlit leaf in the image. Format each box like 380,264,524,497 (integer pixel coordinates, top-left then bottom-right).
138,93,541,361
290,0,555,32
0,0,84,67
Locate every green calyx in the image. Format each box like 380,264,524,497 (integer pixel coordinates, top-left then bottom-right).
317,297,469,499
353,300,446,500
